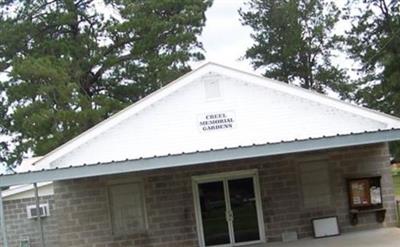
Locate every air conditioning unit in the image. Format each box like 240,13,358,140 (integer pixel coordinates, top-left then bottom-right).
26,203,50,219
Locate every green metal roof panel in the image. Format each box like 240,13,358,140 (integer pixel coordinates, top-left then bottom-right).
1,128,399,187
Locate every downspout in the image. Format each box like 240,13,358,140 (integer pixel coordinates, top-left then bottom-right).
34,183,46,247
0,188,8,247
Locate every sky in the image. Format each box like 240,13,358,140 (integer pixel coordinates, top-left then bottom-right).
192,0,254,72
194,0,353,74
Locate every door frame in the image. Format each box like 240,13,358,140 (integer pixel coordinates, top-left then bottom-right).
192,169,266,247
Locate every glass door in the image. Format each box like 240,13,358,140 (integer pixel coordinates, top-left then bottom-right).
194,171,265,247
198,181,231,246
228,178,260,243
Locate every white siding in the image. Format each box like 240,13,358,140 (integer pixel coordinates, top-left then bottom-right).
52,72,387,167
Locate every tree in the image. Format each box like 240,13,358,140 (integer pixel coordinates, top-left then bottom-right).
345,0,400,115
0,0,212,166
345,0,400,157
239,0,351,97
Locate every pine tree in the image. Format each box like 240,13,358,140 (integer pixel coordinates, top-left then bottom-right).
345,0,400,115
240,0,352,96
0,0,212,166
345,0,400,157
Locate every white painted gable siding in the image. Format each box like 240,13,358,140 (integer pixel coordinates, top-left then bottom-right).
51,68,393,168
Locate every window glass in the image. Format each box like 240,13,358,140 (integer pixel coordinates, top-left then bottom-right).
199,181,230,245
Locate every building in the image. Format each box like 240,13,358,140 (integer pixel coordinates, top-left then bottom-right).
0,158,56,247
1,63,400,247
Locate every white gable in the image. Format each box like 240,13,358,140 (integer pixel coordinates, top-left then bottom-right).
33,63,400,168
15,156,45,173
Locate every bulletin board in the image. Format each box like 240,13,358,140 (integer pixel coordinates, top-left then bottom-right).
347,176,383,210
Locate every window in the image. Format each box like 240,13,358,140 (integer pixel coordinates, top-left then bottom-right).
299,160,332,208
108,182,147,235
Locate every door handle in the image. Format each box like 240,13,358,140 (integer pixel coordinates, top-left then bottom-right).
226,210,234,222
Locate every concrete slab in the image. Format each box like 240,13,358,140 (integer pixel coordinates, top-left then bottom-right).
260,228,400,247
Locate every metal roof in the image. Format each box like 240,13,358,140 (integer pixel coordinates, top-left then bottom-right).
1,128,399,187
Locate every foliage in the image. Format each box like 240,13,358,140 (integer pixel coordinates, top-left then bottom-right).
392,166,400,176
345,0,400,157
392,174,400,196
239,0,352,97
0,0,212,166
345,0,400,114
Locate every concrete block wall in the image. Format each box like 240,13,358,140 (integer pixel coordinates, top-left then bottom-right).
259,143,396,241
1,143,396,247
0,195,58,247
332,144,397,232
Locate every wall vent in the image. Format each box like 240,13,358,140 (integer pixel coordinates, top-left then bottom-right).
204,79,221,99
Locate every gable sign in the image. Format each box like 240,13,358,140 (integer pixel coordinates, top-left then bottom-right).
198,111,235,132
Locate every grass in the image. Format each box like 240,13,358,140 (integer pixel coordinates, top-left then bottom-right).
392,172,400,197
393,175,400,197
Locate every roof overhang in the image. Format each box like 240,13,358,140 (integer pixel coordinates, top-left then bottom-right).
2,182,52,199
1,128,400,187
